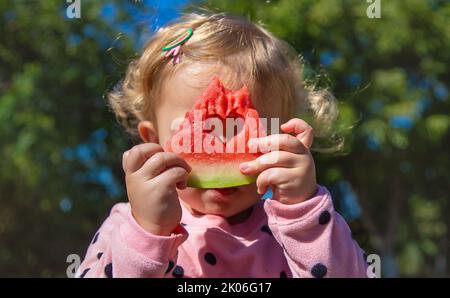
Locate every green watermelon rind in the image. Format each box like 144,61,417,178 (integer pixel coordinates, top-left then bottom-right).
187,174,257,189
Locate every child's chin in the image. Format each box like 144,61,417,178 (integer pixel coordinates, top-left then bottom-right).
180,184,258,217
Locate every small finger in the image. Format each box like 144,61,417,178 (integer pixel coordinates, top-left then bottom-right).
138,152,191,179
281,118,314,149
125,143,164,173
153,166,189,187
280,118,311,135
248,134,306,154
297,127,314,149
239,151,301,174
255,168,287,195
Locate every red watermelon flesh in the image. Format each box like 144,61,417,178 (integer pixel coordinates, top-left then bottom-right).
166,76,266,188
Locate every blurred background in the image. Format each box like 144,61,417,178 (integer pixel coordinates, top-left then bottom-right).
0,0,449,277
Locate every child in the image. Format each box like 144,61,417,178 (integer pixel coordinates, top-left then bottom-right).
76,13,368,278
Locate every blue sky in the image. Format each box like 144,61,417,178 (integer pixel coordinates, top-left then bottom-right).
102,0,191,49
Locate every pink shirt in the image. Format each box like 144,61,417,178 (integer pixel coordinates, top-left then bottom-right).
76,185,368,278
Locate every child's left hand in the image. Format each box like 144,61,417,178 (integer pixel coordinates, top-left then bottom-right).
239,118,317,205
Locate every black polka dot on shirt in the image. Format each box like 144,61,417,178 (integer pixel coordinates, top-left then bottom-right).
311,263,327,278
318,210,331,225
97,252,103,260
104,263,113,278
165,260,175,274
204,252,217,266
260,225,273,236
79,268,90,278
280,271,287,278
91,232,100,244
172,265,184,278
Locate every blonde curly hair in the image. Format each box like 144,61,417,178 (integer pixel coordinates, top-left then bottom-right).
108,13,341,152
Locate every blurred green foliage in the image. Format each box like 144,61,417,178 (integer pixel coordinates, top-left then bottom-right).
0,0,143,277
0,0,449,277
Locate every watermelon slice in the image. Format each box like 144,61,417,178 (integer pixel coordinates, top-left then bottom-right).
166,76,266,188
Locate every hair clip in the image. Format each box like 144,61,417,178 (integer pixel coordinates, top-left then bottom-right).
162,28,193,65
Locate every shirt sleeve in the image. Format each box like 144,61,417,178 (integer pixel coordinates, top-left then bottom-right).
75,202,188,278
264,185,368,278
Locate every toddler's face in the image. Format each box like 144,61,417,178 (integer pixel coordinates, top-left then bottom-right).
150,64,281,218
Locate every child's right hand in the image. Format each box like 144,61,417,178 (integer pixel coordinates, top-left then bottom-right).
122,143,191,236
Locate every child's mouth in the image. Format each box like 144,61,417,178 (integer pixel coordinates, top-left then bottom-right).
210,187,238,196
